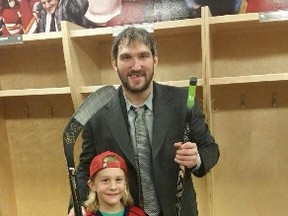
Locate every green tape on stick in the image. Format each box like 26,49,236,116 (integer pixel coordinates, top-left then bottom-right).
187,76,197,109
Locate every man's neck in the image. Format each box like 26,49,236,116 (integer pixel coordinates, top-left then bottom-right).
123,85,153,107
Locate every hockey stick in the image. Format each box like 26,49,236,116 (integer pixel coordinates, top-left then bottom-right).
63,85,117,216
174,77,198,216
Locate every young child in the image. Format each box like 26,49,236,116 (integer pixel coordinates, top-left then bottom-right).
84,151,146,216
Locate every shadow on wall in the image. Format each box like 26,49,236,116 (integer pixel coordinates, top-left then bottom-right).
0,193,5,216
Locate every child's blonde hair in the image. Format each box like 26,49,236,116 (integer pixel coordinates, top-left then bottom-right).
84,154,134,212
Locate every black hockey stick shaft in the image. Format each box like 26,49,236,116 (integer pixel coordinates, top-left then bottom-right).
63,85,117,216
174,77,197,216
64,118,84,216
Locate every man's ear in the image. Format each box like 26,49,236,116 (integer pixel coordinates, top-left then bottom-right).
154,54,158,67
111,59,117,72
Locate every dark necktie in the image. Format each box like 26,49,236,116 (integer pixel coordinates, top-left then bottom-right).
50,13,56,32
134,106,160,216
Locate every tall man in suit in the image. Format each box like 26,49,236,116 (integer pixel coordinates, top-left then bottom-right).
68,27,220,216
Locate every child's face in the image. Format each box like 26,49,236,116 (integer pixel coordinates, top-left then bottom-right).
89,168,126,211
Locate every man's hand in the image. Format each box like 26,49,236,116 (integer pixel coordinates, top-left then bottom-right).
68,206,87,216
174,142,199,169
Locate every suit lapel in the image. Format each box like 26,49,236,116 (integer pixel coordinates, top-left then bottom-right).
152,84,173,158
105,93,137,168
105,85,174,163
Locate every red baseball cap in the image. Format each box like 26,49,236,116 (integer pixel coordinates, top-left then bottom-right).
89,151,127,178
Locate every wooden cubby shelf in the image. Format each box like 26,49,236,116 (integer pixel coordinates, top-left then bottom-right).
210,73,288,85
0,87,71,97
1,6,288,216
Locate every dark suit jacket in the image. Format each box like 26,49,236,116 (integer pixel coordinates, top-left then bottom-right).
75,82,219,216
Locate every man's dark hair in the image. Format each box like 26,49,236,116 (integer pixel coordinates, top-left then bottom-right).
111,27,157,61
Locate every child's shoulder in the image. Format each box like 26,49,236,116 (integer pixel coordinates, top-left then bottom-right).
128,205,147,216
85,209,96,216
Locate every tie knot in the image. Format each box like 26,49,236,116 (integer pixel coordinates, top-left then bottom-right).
133,106,146,116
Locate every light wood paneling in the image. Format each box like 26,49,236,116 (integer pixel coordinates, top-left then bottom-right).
211,82,288,216
4,95,75,216
0,46,67,91
0,99,18,216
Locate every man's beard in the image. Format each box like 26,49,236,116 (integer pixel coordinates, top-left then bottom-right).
117,68,154,94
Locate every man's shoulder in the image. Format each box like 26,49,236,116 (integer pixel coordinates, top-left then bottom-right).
154,81,187,96
87,90,120,122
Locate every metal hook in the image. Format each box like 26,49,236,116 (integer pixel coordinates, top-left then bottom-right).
48,105,53,117
211,98,218,112
272,93,277,107
24,106,29,117
240,95,245,109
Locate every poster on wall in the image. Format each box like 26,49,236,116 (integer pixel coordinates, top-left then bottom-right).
0,0,288,37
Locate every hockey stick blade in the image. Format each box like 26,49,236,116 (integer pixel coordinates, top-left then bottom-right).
63,85,117,168
63,85,117,216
